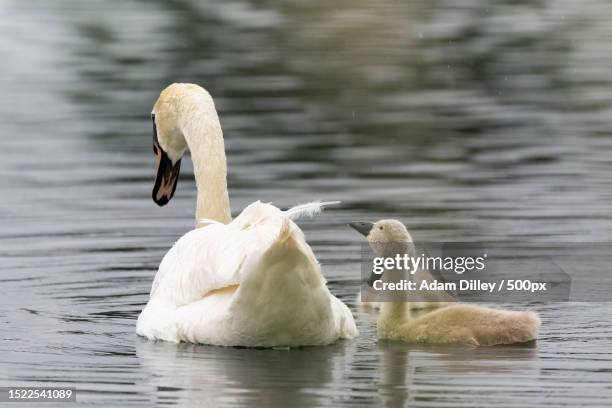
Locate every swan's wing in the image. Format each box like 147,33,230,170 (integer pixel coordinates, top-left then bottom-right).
142,200,357,344
149,201,331,306
149,226,280,305
176,209,357,345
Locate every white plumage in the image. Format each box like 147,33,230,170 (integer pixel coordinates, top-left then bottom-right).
137,201,357,346
137,84,357,347
284,200,341,220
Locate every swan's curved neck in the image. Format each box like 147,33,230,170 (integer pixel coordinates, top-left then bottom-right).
178,95,232,226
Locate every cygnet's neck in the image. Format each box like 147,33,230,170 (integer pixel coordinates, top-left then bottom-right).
380,302,411,324
178,92,232,226
374,240,416,325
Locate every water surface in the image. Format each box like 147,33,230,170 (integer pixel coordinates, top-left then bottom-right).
1,0,612,406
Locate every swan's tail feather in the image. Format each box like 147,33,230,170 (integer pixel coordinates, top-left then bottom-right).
284,200,341,220
276,217,294,243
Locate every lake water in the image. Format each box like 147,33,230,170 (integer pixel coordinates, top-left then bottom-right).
2,0,612,406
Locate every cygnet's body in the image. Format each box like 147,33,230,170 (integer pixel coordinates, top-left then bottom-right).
350,219,540,346
379,302,540,346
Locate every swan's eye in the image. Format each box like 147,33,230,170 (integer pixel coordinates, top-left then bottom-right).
379,226,384,230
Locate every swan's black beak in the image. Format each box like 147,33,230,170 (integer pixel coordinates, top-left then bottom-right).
152,114,181,206
349,222,374,237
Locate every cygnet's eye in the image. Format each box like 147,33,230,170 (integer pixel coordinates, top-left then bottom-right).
379,226,384,230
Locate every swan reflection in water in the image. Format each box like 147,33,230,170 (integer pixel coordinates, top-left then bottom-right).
136,337,357,407
137,316,538,408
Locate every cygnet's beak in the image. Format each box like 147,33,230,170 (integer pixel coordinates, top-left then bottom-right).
349,222,374,237
151,114,181,206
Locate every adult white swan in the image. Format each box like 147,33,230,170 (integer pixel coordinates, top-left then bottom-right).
136,83,357,347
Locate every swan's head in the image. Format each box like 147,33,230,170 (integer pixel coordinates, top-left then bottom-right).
151,83,211,206
150,84,192,206
349,219,413,244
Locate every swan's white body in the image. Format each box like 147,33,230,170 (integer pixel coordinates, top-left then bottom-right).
137,84,357,347
137,201,357,346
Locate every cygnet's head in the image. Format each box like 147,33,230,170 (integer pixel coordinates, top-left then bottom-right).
350,219,415,286
349,219,413,243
